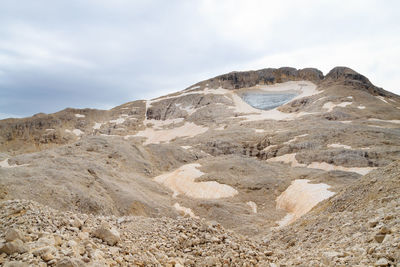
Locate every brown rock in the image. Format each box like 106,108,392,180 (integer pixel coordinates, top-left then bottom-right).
374,234,385,243
0,239,27,255
5,229,25,242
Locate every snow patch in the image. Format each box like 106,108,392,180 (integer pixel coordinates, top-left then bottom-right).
174,103,197,115
227,81,320,121
246,201,257,213
276,179,335,227
322,101,352,112
267,153,376,175
376,96,388,104
173,203,199,219
181,146,192,150
307,162,376,175
368,118,400,124
93,122,103,130
72,129,84,136
148,81,319,122
154,163,238,199
65,129,84,136
134,122,208,145
284,134,309,144
358,105,366,109
267,153,306,168
188,85,200,90
328,143,352,149
110,117,126,125
0,158,29,168
75,114,85,118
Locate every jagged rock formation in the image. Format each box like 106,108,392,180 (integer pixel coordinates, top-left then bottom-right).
0,66,400,265
192,67,324,89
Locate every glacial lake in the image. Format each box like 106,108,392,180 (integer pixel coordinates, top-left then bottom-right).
241,92,297,110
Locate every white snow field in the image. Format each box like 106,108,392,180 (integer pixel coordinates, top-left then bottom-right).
153,163,238,199
267,153,376,175
276,179,335,227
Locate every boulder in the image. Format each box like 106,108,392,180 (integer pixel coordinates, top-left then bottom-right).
5,229,25,242
0,239,28,255
92,223,120,246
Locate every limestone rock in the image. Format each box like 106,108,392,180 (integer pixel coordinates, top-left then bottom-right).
0,239,27,255
5,229,25,242
375,258,389,266
56,257,86,267
92,225,120,246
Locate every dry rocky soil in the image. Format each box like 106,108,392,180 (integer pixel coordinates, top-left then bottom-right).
0,66,399,266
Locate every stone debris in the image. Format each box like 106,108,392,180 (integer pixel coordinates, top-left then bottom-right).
262,162,400,266
0,199,274,266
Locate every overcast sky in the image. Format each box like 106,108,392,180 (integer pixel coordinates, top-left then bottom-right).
1,0,399,119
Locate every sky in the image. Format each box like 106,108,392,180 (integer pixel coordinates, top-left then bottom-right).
0,0,399,119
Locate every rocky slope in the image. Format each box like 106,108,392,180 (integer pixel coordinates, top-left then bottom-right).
0,160,398,266
0,66,400,265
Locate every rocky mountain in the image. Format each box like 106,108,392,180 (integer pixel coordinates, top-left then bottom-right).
0,66,399,266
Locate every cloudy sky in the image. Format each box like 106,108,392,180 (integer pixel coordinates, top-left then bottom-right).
0,0,399,119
